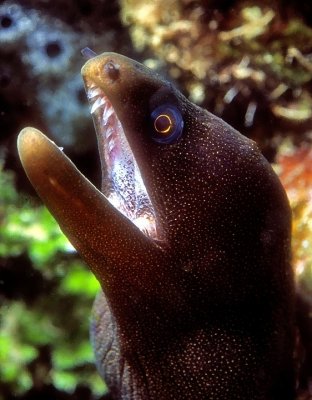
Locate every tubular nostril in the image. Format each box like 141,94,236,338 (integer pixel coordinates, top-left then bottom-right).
81,47,97,60
104,60,120,81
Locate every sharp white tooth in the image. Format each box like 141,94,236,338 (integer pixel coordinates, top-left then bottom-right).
106,130,114,140
106,126,114,139
102,114,111,127
88,87,102,99
102,112,107,125
103,105,114,120
90,96,105,114
108,139,115,152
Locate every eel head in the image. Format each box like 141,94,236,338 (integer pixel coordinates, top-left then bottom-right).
18,52,294,399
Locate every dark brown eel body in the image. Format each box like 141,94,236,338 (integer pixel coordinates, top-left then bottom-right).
17,52,295,399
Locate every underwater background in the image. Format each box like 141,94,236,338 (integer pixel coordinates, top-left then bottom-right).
0,0,312,399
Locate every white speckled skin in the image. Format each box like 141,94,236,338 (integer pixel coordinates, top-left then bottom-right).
18,53,295,399
82,54,295,400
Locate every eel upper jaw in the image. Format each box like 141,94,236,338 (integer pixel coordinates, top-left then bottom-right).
85,80,164,242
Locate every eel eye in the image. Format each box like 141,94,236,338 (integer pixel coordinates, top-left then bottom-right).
151,104,184,144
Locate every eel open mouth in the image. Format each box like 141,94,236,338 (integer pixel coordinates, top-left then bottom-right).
85,82,159,240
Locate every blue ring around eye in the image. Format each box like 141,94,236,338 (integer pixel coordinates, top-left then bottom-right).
150,104,184,144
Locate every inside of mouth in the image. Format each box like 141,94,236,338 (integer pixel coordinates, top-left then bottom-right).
86,83,160,241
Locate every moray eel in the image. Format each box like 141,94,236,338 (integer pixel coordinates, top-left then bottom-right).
17,52,295,399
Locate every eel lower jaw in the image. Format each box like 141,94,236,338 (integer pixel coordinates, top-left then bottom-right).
85,81,164,242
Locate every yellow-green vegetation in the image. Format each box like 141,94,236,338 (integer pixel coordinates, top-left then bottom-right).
276,142,312,300
121,0,312,151
121,1,312,89
0,163,106,397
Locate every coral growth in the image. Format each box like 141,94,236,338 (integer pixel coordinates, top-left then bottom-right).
277,144,312,300
0,0,131,162
0,3,32,50
121,0,312,158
